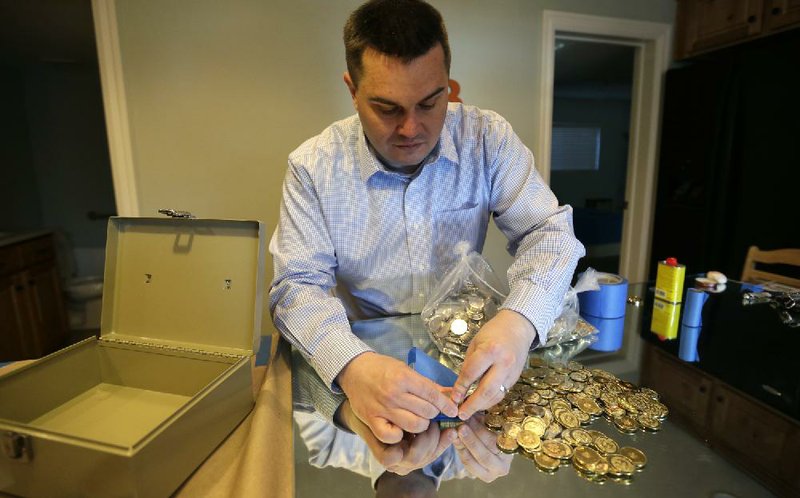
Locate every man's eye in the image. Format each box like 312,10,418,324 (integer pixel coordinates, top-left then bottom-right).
378,107,399,115
419,103,435,111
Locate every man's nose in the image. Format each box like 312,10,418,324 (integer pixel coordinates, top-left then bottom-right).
397,110,421,137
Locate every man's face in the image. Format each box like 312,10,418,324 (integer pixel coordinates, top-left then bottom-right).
345,44,449,169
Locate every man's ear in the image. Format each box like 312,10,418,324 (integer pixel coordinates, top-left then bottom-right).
343,72,357,103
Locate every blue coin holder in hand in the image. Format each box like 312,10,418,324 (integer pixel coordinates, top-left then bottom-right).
407,347,459,422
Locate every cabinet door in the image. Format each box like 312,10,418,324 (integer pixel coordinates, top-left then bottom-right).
678,0,764,57
0,275,29,360
779,426,800,497
641,343,713,435
25,264,68,356
764,0,800,30
709,383,791,476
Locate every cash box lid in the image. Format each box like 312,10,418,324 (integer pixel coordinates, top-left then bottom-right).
100,217,265,356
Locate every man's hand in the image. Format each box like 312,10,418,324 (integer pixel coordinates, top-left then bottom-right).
338,399,457,475
453,415,513,482
451,309,536,420
336,352,459,444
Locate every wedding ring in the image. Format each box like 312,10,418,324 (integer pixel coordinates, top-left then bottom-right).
499,384,508,394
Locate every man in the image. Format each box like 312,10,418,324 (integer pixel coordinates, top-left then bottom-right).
270,0,583,449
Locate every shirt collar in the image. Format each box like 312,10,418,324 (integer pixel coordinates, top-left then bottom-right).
356,114,458,184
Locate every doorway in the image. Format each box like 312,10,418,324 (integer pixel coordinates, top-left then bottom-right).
538,11,671,374
549,36,637,276
0,0,116,342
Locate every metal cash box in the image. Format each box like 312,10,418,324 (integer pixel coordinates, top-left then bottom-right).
0,217,266,497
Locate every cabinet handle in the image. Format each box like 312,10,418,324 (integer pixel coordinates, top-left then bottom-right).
747,15,757,23
716,395,725,403
15,284,25,292
772,7,783,15
699,385,707,393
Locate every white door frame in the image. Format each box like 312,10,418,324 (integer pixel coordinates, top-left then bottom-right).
92,0,140,216
538,11,671,374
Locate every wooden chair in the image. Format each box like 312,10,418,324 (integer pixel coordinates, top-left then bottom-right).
741,246,800,288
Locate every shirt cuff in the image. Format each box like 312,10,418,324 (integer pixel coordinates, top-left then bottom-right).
311,329,374,394
499,282,563,347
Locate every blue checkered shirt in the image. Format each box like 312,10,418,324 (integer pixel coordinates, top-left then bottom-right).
269,103,585,391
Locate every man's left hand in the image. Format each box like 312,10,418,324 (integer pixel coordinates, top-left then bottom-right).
450,309,536,420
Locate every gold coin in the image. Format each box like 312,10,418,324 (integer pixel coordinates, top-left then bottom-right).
573,409,591,425
542,439,573,460
529,357,548,368
551,399,572,412
573,445,603,469
613,415,640,434
574,466,607,484
485,413,504,431
523,391,542,405
567,360,584,371
586,429,606,442
496,433,519,454
516,430,542,453
571,428,593,446
543,422,563,440
639,387,660,400
560,428,577,446
502,422,522,439
583,384,601,398
618,446,647,469
533,452,560,472
524,404,546,418
569,370,589,383
638,413,661,432
537,388,556,400
504,405,525,422
589,458,610,476
593,435,619,455
556,409,580,429
522,416,547,437
607,454,635,477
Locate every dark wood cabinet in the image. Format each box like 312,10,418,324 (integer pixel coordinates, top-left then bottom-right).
641,343,713,437
641,342,800,497
675,0,800,58
0,235,68,360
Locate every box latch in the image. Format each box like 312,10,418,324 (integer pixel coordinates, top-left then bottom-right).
2,432,33,463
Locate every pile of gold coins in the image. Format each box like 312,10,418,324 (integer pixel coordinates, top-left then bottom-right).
484,358,667,484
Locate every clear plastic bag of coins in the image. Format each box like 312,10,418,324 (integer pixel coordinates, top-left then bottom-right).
421,245,507,365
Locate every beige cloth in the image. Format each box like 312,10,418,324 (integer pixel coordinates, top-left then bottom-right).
0,335,294,498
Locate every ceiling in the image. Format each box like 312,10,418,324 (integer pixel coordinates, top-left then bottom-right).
0,0,97,65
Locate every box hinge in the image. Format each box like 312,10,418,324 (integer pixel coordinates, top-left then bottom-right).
100,337,245,359
2,432,33,463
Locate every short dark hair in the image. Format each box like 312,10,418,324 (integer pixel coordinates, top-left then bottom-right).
344,0,451,88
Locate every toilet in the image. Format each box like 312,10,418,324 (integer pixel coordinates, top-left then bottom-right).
65,276,104,330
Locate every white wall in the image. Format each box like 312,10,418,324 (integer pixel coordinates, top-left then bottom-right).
110,0,675,334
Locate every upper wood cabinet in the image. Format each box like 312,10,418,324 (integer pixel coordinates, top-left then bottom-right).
675,0,800,58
